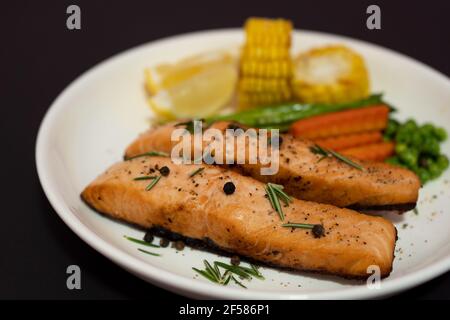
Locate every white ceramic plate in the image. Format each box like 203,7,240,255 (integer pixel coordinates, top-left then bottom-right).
36,29,450,299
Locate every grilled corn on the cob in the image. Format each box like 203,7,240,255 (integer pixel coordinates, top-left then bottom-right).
292,45,370,104
239,18,293,109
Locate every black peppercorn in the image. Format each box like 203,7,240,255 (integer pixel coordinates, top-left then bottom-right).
230,255,240,266
159,166,170,176
159,238,170,247
143,232,154,243
223,181,236,195
312,224,325,238
174,240,185,251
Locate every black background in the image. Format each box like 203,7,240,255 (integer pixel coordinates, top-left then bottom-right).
1,0,450,299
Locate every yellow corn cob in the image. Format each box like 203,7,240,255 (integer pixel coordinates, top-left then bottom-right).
292,45,370,104
241,45,290,61
238,17,293,109
239,77,291,93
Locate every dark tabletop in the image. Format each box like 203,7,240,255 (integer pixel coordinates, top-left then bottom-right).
2,0,450,299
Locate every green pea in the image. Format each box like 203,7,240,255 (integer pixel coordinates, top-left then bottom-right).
437,154,449,169
404,119,418,131
395,143,408,155
423,139,440,156
410,131,423,148
420,123,435,137
399,149,418,167
417,168,431,184
428,163,441,179
395,130,410,144
385,119,399,137
434,127,448,142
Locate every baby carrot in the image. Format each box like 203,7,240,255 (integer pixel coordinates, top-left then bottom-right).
290,105,389,139
340,141,395,162
313,131,383,151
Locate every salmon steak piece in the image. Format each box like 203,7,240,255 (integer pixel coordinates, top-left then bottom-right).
81,156,397,278
124,121,421,212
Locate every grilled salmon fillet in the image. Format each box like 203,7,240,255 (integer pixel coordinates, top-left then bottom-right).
124,121,420,210
81,156,396,278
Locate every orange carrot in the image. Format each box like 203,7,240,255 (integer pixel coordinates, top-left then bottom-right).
290,105,389,139
314,131,383,151
340,141,395,162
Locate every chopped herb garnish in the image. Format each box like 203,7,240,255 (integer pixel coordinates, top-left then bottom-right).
413,208,419,215
145,175,161,191
309,144,363,170
125,151,169,160
192,260,264,288
265,183,292,221
189,167,205,178
133,176,157,181
138,248,161,256
123,235,160,248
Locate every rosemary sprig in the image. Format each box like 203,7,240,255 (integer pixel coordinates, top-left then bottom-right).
213,261,251,279
133,176,157,181
214,261,265,280
309,144,363,170
265,183,292,221
138,248,161,256
145,175,161,191
192,260,264,288
189,167,204,178
123,235,160,248
125,151,169,161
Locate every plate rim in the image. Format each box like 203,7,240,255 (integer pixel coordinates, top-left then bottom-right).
36,28,450,299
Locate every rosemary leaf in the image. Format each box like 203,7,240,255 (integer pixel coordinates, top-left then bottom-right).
265,184,285,221
204,260,220,282
145,175,161,191
137,248,161,256
193,267,218,283
133,176,157,181
214,261,251,279
123,235,160,248
125,151,169,160
310,144,363,170
328,149,364,171
231,276,247,289
189,167,205,178
282,223,315,229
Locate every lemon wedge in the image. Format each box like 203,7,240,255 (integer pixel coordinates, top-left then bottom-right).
149,63,238,119
145,51,235,95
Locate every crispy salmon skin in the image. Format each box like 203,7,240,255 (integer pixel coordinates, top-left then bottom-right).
82,156,396,278
125,122,420,210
